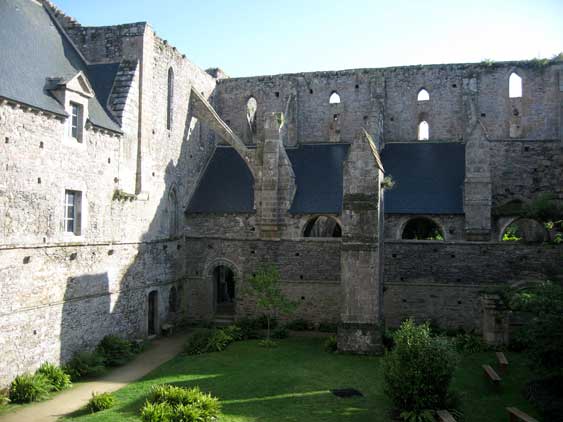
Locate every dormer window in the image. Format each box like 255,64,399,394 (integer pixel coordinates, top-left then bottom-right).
69,102,83,141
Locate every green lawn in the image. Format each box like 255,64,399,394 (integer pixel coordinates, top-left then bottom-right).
61,337,540,422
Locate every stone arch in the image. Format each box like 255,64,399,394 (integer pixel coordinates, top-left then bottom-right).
302,215,342,238
500,217,548,242
417,88,430,101
205,258,241,315
401,216,444,240
329,91,341,104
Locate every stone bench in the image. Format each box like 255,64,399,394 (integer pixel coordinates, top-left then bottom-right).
496,351,508,374
506,407,539,422
482,364,501,387
436,409,457,422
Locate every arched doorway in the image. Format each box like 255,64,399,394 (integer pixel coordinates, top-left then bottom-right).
501,218,548,242
148,290,158,336
303,216,342,237
214,265,235,315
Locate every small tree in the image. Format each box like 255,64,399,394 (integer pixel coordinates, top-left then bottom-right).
246,265,297,343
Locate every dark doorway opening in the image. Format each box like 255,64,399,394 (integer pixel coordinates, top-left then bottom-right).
148,290,158,336
214,265,235,315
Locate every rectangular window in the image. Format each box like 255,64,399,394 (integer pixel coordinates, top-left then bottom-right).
69,102,83,141
64,190,82,235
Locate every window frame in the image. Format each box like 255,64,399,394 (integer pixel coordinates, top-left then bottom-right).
68,101,84,142
63,189,82,236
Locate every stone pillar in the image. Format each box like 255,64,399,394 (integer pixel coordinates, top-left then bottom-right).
463,77,492,241
337,130,385,354
481,294,510,346
255,113,295,240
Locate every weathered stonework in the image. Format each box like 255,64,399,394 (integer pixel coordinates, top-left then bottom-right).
1,0,562,386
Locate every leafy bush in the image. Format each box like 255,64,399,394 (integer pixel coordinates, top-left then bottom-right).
184,329,215,355
383,328,395,350
206,329,233,352
142,385,220,422
9,373,51,403
234,318,262,340
36,362,72,391
258,339,278,348
383,320,458,413
455,333,486,354
221,325,243,341
96,335,135,367
0,388,10,406
140,401,174,422
184,328,234,355
318,322,338,333
510,281,563,373
399,409,435,422
64,351,106,380
286,319,311,331
271,327,289,339
86,392,116,413
324,335,337,353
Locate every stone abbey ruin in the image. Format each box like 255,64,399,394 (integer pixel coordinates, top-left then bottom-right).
1,0,562,386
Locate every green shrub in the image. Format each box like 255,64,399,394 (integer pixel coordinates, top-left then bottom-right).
143,385,220,422
0,388,10,406
271,327,289,339
206,329,233,352
510,281,563,373
86,392,116,413
36,362,72,391
9,373,51,403
140,401,174,422
222,325,243,341
64,351,106,380
234,318,262,340
184,328,233,355
399,409,435,422
324,335,337,353
286,318,311,331
383,328,395,350
382,319,458,413
258,339,278,348
96,335,135,367
318,322,338,333
455,333,486,354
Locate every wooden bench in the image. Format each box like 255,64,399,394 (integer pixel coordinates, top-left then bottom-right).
161,323,174,336
436,409,457,422
482,364,501,387
496,351,508,374
506,407,539,422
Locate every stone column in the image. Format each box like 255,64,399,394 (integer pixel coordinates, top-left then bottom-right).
463,77,492,241
337,130,385,354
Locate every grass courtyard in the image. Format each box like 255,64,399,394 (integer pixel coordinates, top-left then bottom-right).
61,336,539,422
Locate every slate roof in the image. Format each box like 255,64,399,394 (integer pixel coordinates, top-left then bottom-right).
381,142,465,214
287,144,349,214
0,0,121,133
187,147,255,213
186,144,350,214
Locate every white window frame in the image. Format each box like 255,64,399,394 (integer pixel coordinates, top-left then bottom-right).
63,190,82,236
68,101,84,142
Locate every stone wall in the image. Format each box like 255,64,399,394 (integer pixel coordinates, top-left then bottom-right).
182,237,342,322
383,241,563,329
0,239,188,386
